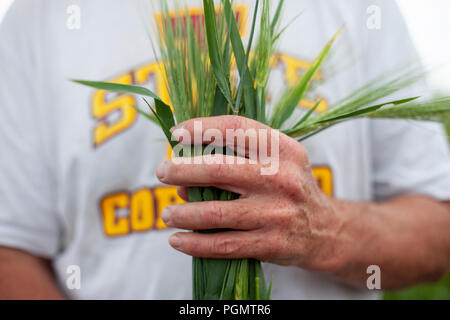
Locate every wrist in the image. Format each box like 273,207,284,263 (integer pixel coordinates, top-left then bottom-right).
312,196,377,278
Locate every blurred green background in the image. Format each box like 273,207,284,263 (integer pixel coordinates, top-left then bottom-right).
384,273,450,300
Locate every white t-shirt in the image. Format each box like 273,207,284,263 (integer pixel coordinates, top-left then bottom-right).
1,0,450,300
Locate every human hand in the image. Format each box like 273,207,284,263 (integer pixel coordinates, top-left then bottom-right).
156,116,346,273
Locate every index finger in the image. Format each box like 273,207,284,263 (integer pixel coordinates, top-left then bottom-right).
172,116,291,159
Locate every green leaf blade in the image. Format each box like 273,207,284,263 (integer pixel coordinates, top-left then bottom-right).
271,28,342,129
203,0,234,107
72,80,160,100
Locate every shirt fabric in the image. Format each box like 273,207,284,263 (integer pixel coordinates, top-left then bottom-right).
0,0,450,300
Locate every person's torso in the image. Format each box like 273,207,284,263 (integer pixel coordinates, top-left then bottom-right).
33,0,378,299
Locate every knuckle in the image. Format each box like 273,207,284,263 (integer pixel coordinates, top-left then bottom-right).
205,202,225,227
273,169,304,198
275,207,296,228
226,116,244,131
282,137,296,153
284,179,305,200
262,170,286,190
208,163,226,180
293,141,308,160
212,237,235,256
260,234,283,261
285,139,309,164
239,205,253,223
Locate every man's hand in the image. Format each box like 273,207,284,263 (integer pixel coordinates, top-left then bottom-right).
157,115,450,290
156,116,346,271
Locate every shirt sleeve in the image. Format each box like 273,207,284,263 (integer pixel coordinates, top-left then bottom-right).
0,0,61,258
364,0,450,201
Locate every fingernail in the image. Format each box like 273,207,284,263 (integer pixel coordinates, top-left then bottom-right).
161,207,171,225
156,162,169,181
169,234,182,249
